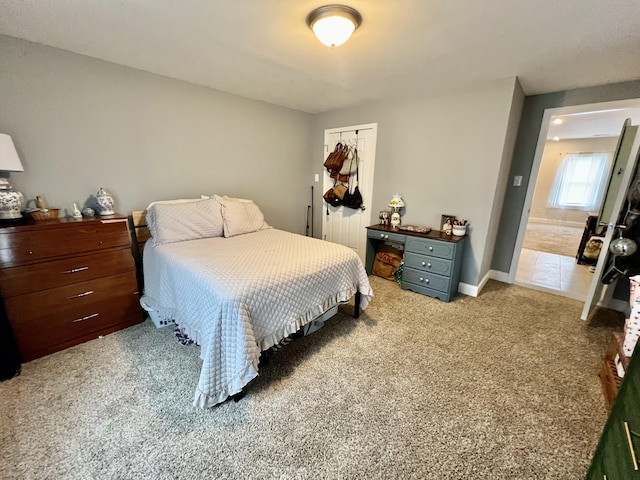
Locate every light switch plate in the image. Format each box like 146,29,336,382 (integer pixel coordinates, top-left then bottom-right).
513,175,523,187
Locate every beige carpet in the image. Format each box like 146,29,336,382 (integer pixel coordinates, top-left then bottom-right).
522,222,584,257
0,277,623,479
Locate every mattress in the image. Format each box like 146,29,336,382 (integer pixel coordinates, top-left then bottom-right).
140,228,373,408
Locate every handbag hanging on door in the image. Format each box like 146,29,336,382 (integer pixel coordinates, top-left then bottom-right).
338,147,358,176
343,154,364,210
324,143,349,172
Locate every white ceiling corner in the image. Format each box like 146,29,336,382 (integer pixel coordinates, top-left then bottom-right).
1,0,640,116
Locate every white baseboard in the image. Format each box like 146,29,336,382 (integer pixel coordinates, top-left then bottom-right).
527,217,586,228
459,271,494,298
488,270,510,283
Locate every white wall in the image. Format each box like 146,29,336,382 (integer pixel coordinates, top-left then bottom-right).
0,35,313,233
312,77,524,286
529,137,618,225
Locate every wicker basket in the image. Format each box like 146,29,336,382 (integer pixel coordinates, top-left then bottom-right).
26,208,60,220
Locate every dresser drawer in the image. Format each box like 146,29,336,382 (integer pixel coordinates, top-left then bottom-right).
404,252,452,276
0,222,129,267
0,248,136,298
367,229,405,244
6,272,140,360
402,267,450,293
405,237,455,259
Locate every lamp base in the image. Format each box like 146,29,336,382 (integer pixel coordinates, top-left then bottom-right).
0,189,24,219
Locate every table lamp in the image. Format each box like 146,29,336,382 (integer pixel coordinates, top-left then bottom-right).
388,193,405,227
0,134,25,219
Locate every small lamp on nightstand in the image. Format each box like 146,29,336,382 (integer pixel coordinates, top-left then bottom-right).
0,134,25,220
388,193,405,227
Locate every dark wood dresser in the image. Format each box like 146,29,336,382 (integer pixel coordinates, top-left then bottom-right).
0,215,143,362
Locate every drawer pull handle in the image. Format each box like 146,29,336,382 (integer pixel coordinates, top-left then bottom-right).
66,290,94,299
380,234,384,238
425,278,429,283
62,266,89,274
385,234,389,239
624,421,639,470
421,261,426,266
72,313,99,323
428,246,433,251
419,277,424,282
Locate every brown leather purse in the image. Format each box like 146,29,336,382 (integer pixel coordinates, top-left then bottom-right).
323,143,349,172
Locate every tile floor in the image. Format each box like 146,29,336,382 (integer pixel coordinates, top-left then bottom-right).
515,248,594,301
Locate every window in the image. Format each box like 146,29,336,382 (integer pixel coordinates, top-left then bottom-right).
549,152,612,211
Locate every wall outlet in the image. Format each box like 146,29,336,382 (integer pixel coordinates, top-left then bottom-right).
513,175,523,187
314,173,320,182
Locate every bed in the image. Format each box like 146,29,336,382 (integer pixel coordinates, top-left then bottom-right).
138,195,373,408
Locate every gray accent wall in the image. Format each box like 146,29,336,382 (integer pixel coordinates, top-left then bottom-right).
492,80,640,273
312,78,524,287
0,35,312,233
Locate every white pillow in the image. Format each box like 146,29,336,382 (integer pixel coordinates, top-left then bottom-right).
145,198,202,235
148,198,224,245
215,195,270,237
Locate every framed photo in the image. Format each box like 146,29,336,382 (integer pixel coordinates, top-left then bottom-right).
440,214,456,233
379,210,391,225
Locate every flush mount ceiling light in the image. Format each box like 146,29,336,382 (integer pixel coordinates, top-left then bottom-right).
306,4,362,47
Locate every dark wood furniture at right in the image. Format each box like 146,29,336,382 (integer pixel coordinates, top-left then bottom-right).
576,215,602,264
587,340,640,479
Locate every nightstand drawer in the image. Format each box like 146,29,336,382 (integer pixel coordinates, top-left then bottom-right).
404,252,452,276
402,267,450,293
0,248,136,297
367,229,405,244
405,237,455,259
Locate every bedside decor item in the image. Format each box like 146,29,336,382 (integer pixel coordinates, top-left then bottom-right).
82,207,95,217
379,210,390,226
452,219,468,236
72,203,82,218
0,134,25,220
26,208,59,220
440,214,455,235
96,187,115,216
388,193,405,227
397,225,431,234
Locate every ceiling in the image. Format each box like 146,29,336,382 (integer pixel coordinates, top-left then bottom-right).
1,1,640,115
547,104,640,140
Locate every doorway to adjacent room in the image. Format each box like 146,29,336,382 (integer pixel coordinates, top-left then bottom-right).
513,99,640,302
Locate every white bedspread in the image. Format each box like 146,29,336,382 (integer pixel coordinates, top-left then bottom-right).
140,229,373,408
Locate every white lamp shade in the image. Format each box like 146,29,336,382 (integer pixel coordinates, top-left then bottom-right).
312,15,356,47
0,134,24,172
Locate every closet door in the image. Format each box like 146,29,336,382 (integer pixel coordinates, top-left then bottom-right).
322,123,377,264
